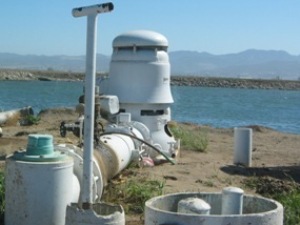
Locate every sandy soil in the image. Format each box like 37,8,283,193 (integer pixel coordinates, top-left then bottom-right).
1,108,300,224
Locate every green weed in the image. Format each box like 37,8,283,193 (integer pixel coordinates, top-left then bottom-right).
274,190,300,225
103,177,165,214
168,122,208,152
243,177,300,225
123,179,164,213
23,115,40,125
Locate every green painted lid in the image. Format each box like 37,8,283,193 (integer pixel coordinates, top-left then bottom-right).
13,134,67,162
27,134,54,155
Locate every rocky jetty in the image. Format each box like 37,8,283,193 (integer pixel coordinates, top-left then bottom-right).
1,69,300,90
171,76,300,90
0,69,84,81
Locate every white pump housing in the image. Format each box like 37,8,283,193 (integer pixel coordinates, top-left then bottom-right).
99,30,177,156
105,30,173,104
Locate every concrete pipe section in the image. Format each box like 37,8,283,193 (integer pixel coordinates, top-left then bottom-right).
145,188,283,225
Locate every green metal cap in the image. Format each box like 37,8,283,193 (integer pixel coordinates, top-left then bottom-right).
13,134,68,162
26,134,54,156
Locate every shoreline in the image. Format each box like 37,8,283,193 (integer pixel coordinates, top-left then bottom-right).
1,105,299,135
1,69,300,90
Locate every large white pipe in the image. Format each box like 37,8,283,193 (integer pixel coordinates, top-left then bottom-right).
98,134,135,180
57,131,138,202
0,106,33,125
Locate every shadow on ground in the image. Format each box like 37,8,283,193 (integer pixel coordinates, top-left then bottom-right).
221,164,300,184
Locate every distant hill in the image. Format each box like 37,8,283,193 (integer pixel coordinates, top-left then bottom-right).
1,49,300,80
0,53,110,72
169,49,300,80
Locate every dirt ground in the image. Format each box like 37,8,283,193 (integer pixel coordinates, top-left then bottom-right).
1,108,300,224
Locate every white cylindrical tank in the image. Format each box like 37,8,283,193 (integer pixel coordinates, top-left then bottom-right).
5,134,79,225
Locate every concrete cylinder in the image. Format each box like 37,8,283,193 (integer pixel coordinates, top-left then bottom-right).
221,187,244,215
234,127,252,167
145,192,283,225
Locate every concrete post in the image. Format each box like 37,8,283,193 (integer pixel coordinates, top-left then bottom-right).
233,127,252,167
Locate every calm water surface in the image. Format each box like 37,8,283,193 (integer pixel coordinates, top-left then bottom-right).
171,86,300,134
1,80,299,134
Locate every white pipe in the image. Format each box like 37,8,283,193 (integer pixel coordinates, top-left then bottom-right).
72,2,113,208
221,187,244,215
233,127,253,167
99,134,135,179
0,106,33,125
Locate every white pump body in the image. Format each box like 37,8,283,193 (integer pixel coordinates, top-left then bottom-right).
99,30,178,157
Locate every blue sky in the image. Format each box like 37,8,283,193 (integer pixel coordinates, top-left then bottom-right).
1,1,300,56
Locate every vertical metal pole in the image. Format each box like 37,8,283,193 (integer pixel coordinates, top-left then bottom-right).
82,13,97,208
72,2,114,209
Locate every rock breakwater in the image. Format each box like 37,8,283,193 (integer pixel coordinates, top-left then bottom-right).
1,69,300,90
171,76,300,90
0,69,84,81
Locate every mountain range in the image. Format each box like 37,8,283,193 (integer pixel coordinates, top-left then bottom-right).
1,49,300,80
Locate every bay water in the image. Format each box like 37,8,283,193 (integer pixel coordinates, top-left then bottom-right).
0,80,299,134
